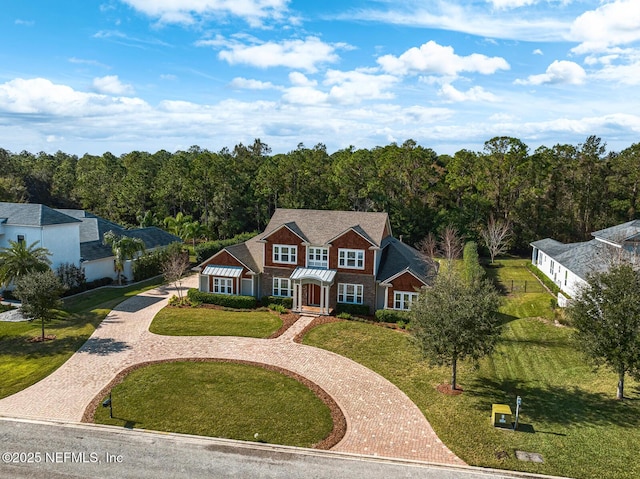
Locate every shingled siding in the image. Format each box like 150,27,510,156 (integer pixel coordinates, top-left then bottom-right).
329,229,375,275
263,227,306,268
202,250,251,278
261,266,296,298
387,272,425,308
335,272,376,314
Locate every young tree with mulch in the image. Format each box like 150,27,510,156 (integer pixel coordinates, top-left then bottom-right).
162,247,191,301
14,270,66,342
411,270,501,391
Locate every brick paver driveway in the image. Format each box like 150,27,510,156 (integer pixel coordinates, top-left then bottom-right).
0,277,464,465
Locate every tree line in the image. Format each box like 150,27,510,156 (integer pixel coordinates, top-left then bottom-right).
1,135,638,250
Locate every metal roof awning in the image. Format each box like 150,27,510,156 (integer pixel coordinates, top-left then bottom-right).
290,267,337,283
201,265,244,278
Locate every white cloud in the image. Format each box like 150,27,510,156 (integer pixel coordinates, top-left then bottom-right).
377,40,509,77
281,87,329,105
324,69,398,104
229,77,279,90
288,72,317,87
489,0,538,9
515,60,586,85
438,84,499,103
69,57,111,69
533,49,543,55
120,0,290,27
213,36,342,73
571,0,640,54
0,78,147,116
92,75,135,95
343,4,571,42
14,19,35,26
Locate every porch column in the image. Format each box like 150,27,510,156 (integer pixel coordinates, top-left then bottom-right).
325,284,331,314
292,281,298,311
320,283,325,315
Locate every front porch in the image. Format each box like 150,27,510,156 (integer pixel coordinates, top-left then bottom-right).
290,267,336,316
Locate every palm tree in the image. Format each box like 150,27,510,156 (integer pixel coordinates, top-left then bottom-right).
103,231,146,285
163,212,192,239
0,240,52,289
182,220,208,248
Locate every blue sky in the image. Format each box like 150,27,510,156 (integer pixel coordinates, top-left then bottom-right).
1,0,639,156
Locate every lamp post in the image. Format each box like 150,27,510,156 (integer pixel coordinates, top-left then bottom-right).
513,396,522,431
102,392,113,419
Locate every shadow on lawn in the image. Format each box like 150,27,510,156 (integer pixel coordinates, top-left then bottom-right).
468,377,640,429
0,334,84,358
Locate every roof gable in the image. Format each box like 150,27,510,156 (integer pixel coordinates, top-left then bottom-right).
592,219,640,246
262,209,390,247
377,236,437,285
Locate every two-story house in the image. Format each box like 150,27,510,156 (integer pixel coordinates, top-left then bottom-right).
197,209,437,314
0,202,180,286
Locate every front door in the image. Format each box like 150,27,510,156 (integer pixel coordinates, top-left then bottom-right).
307,283,321,306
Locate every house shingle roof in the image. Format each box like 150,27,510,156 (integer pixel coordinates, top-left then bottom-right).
0,202,81,226
377,236,438,285
262,209,390,247
592,220,640,245
531,238,610,281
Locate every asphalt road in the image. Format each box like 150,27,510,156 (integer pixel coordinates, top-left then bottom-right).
0,418,564,479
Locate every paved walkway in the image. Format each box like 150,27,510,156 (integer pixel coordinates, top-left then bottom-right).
0,278,464,465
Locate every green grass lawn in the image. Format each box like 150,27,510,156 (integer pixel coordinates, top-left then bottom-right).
93,361,333,448
149,307,282,338
0,278,162,399
303,258,640,479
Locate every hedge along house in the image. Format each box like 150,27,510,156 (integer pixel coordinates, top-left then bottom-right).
197,209,437,315
530,219,640,305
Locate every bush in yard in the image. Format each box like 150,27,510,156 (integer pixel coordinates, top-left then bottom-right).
261,296,293,309
268,303,287,314
336,312,352,320
56,262,87,295
374,309,410,323
335,303,370,316
187,288,257,309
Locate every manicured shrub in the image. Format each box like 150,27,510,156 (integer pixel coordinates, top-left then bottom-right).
463,241,484,285
195,232,258,264
374,309,410,323
335,303,370,316
261,296,293,309
336,312,352,320
187,288,257,309
133,242,185,282
56,262,87,295
268,303,287,314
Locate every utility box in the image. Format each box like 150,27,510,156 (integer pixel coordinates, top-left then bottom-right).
492,404,512,428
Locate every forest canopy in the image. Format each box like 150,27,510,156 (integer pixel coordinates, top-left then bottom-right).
1,135,638,252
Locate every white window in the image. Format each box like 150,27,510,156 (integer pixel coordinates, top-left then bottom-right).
337,283,363,304
308,247,329,268
394,291,418,310
338,249,365,269
213,277,233,295
550,260,555,274
273,245,297,264
272,278,293,297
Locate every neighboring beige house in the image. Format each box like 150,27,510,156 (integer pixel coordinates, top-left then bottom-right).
197,208,437,315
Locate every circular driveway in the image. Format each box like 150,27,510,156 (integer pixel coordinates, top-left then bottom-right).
0,277,464,465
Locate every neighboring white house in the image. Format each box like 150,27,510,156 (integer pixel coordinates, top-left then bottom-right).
531,220,640,304
0,202,180,287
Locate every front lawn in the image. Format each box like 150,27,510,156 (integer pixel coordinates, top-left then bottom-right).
149,307,283,338
0,278,162,399
303,258,640,479
93,361,333,448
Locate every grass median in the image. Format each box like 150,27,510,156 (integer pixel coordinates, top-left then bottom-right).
149,307,283,338
93,361,333,448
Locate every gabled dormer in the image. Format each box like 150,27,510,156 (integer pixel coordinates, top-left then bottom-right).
259,222,307,269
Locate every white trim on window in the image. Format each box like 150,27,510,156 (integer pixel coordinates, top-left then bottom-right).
272,277,293,297
337,283,363,304
307,247,329,268
394,291,418,310
273,244,297,264
338,248,365,269
213,277,233,295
